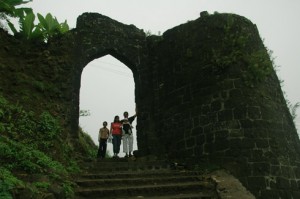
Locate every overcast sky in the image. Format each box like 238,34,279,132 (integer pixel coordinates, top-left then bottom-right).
27,0,300,155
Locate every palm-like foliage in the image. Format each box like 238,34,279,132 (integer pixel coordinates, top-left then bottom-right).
7,9,43,40
0,0,31,29
1,0,69,42
0,0,32,16
37,13,69,41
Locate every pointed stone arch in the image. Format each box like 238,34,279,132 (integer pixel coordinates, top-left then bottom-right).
67,13,150,155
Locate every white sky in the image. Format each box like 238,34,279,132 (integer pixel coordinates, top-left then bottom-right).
27,0,300,155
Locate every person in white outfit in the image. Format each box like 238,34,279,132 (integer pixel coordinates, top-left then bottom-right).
121,111,136,158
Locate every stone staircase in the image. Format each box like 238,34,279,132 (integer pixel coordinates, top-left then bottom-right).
74,158,219,199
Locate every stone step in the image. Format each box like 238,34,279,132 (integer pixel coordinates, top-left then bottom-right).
74,159,218,199
81,165,169,173
75,192,215,199
130,193,216,199
76,175,205,188
80,159,170,173
75,181,216,199
78,170,204,180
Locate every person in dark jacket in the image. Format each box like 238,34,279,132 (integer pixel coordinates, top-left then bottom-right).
121,111,136,157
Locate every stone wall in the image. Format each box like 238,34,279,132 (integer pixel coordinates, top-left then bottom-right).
1,12,300,198
144,13,300,198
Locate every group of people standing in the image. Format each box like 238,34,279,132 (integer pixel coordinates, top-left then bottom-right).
97,111,137,159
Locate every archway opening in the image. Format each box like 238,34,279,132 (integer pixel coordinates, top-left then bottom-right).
79,55,137,157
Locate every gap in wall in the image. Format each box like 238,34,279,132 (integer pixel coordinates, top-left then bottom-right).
79,55,137,157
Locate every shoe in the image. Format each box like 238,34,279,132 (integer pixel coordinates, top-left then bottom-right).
129,152,132,157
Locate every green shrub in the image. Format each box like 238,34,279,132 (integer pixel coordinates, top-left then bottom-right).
0,93,62,152
0,167,24,199
0,137,66,175
0,93,80,198
78,128,98,159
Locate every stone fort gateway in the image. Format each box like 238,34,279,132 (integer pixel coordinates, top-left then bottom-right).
1,11,300,198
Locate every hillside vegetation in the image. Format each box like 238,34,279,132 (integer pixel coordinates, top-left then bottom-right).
0,1,97,198
0,93,98,198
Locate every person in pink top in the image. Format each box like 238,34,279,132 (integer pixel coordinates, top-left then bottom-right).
110,115,122,158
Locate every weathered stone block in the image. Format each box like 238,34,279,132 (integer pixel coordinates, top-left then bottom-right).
297,180,300,189
212,121,228,131
218,109,233,121
215,130,229,138
241,138,255,149
281,166,295,178
250,150,264,161
243,129,256,138
229,129,244,137
247,176,266,188
233,107,247,119
195,134,205,145
191,106,201,117
204,143,214,153
240,119,253,129
252,162,270,176
201,104,211,115
193,145,204,156
294,166,300,178
255,139,269,148
229,138,242,149
221,91,229,100
227,120,241,129
270,165,282,176
211,100,222,112
260,190,279,199
290,180,298,190
276,177,291,189
218,79,235,90
206,132,215,143
279,190,292,199
292,191,300,199
229,88,243,99
191,126,203,136
247,106,261,120
224,149,241,157
192,116,200,127
215,139,229,151
186,137,196,148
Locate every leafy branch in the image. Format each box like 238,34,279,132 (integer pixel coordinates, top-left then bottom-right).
1,0,69,42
